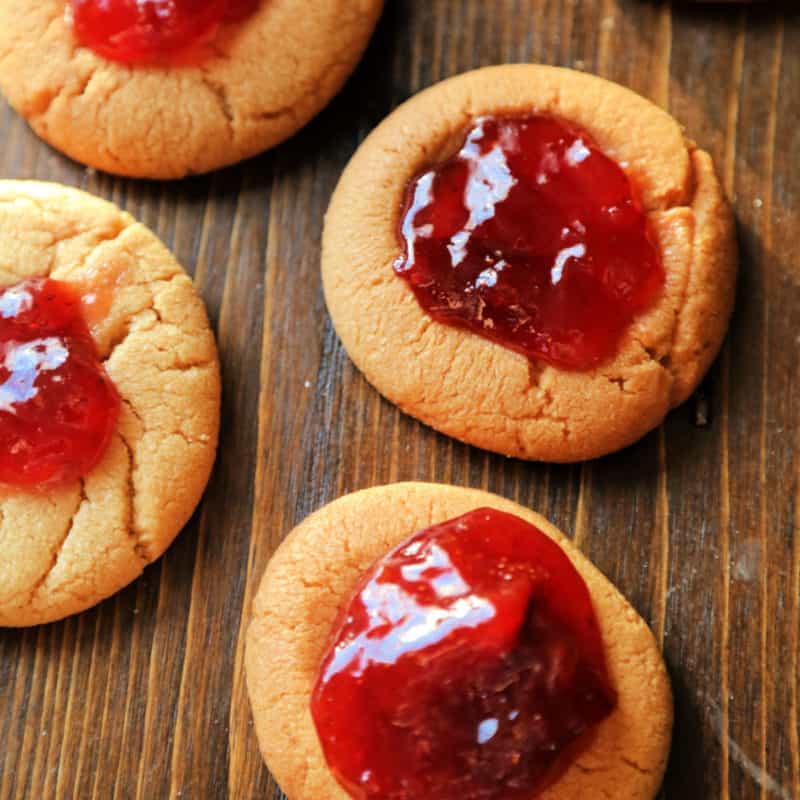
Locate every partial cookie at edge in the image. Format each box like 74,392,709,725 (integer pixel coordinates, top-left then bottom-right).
245,482,673,800
0,0,383,178
0,181,221,626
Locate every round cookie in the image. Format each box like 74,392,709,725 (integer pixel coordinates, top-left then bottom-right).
246,482,673,799
0,181,220,626
322,64,737,462
0,1,384,178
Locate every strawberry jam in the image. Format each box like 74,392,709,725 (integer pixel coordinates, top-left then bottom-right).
70,0,260,64
0,279,120,487
310,508,617,800
395,115,664,370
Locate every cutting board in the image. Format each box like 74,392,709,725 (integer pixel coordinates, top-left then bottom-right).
1,1,798,798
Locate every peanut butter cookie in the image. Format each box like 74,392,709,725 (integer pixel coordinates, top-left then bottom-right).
0,1,383,178
0,181,220,626
246,482,673,799
322,65,736,462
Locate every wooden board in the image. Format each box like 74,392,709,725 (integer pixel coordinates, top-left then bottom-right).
1,1,798,798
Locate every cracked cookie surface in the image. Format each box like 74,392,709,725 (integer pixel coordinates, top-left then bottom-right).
0,181,220,626
322,65,737,462
0,0,383,178
245,482,673,800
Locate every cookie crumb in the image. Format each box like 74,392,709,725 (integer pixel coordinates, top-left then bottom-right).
732,539,761,582
693,391,709,427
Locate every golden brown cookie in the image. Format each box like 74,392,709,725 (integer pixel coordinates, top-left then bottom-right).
0,1,383,178
246,482,673,799
322,64,736,462
0,181,220,626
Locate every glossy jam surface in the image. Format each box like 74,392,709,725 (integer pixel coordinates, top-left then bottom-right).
395,115,664,370
311,508,617,800
0,279,120,487
70,0,260,64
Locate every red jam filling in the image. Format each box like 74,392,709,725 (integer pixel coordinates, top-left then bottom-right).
0,279,120,487
70,0,260,64
395,115,664,370
311,508,617,800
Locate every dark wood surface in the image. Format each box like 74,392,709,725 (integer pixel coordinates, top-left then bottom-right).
1,1,798,798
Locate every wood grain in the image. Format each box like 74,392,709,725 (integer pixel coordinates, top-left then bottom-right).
1,1,798,798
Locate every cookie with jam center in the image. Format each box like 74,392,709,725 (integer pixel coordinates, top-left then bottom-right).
322,64,736,462
0,181,220,626
245,482,673,799
0,0,383,178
